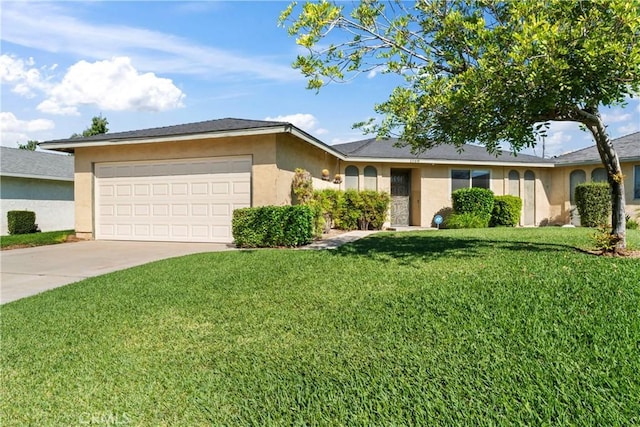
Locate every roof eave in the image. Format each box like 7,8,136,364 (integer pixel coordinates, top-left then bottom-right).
1,172,74,182
554,156,640,167
342,156,554,168
39,125,291,152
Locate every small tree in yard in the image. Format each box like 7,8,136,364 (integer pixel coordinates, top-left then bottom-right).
280,0,640,252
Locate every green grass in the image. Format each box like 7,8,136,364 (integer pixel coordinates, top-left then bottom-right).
0,229,74,249
2,228,639,426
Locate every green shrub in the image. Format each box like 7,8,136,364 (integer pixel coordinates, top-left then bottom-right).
292,168,313,205
452,188,495,216
490,195,522,227
312,189,343,232
335,190,390,231
591,226,622,253
232,205,315,248
626,214,639,230
359,190,391,230
337,190,362,231
444,212,491,229
575,182,611,227
7,210,38,235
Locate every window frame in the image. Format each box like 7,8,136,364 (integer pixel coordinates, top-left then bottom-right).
344,165,359,190
450,168,491,194
634,165,640,200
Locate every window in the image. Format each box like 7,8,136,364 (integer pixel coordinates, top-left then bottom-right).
363,166,377,190
635,165,640,199
591,168,607,182
345,165,359,190
451,169,490,192
508,170,520,196
569,169,586,204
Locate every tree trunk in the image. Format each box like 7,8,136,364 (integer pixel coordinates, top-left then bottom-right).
583,110,626,251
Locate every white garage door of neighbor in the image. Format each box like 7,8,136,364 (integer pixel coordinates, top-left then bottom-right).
95,156,251,243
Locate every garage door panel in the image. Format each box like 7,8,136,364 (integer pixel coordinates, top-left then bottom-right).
95,156,251,243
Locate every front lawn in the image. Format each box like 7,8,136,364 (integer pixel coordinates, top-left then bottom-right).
2,228,639,425
0,229,75,250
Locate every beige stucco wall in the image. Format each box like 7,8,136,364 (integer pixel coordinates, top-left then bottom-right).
73,134,281,239
275,133,342,203
345,162,554,227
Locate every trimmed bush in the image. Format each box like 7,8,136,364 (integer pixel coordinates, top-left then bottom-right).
335,190,390,231
445,212,491,229
7,210,38,235
232,205,315,248
452,188,495,216
490,195,522,227
575,182,611,227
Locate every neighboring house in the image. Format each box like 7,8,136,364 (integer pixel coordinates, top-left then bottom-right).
39,118,640,243
552,131,640,226
0,147,75,235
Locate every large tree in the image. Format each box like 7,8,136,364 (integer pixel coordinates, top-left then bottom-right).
280,0,640,250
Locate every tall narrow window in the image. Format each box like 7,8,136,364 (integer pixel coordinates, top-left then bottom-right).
591,168,607,182
363,166,377,190
569,170,586,204
345,165,359,190
508,170,520,196
634,165,640,199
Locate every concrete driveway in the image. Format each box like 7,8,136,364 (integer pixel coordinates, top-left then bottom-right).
0,240,233,304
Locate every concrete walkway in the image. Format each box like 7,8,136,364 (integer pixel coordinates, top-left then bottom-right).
303,230,379,250
0,240,232,304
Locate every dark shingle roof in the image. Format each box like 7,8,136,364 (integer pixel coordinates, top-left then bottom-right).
0,147,74,181
333,137,552,164
553,132,640,165
43,117,288,144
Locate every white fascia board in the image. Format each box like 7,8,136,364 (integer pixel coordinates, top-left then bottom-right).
1,172,74,182
39,126,292,151
555,157,640,167
287,127,346,159
343,156,555,168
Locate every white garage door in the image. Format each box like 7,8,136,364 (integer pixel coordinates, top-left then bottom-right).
95,156,251,243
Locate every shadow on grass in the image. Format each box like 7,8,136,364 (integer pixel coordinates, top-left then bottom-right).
332,232,579,265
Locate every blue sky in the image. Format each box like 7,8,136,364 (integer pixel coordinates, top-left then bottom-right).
1,1,639,157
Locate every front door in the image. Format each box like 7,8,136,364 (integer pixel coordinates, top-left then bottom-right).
391,170,410,226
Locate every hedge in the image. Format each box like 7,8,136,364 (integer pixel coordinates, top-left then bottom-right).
232,205,315,248
490,195,522,227
452,188,495,216
7,210,38,235
575,182,611,227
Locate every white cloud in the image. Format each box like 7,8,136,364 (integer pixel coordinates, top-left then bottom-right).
36,57,185,116
0,54,49,97
1,2,299,82
0,112,55,147
264,113,328,136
